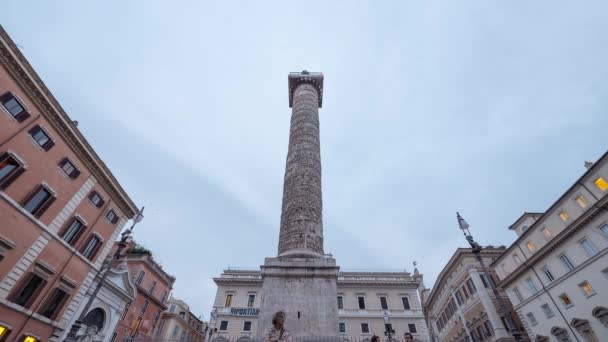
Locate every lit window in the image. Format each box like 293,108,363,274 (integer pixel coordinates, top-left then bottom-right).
594,177,608,191
526,312,537,326
28,125,54,151
560,254,575,271
542,227,553,238
575,195,587,208
526,241,536,252
225,294,233,307
559,211,569,222
542,266,555,282
23,336,38,342
0,324,11,341
541,303,554,318
559,293,572,306
579,239,598,257
579,281,595,297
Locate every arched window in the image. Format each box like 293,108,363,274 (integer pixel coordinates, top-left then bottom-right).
571,318,599,342
592,306,608,328
83,308,105,331
550,327,571,342
534,336,550,342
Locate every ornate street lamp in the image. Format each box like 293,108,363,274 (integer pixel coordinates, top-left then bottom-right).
456,213,522,342
64,207,145,341
383,311,395,341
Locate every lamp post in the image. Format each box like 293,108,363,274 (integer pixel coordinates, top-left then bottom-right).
383,311,395,341
456,213,522,342
64,207,145,341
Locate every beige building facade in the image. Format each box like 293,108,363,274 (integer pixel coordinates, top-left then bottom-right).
492,152,608,341
424,248,526,342
156,297,207,341
210,269,429,341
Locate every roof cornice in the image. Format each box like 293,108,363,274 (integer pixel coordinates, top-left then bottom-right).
0,25,137,218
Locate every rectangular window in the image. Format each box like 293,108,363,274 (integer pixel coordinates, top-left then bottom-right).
10,273,47,308
339,322,346,333
526,313,537,326
408,323,417,333
541,303,554,318
337,296,343,309
59,158,80,179
62,218,84,246
542,227,553,238
560,254,575,271
248,294,255,308
526,241,536,252
39,287,69,319
559,210,570,222
476,326,485,340
380,296,388,310
243,321,252,331
600,224,608,238
0,153,25,190
88,191,104,208
526,278,539,294
402,296,411,309
361,323,369,334
149,281,156,295
358,296,366,310
81,235,101,260
542,266,555,282
141,300,148,314
22,336,39,342
219,321,228,331
454,291,464,305
461,285,469,299
105,210,119,224
28,125,54,151
579,239,598,257
579,281,595,297
575,195,587,208
384,323,393,334
0,92,30,122
136,271,145,284
466,278,477,294
0,325,11,342
225,294,233,307
483,321,493,336
594,177,608,191
512,287,524,303
559,293,572,306
154,309,161,322
161,291,167,303
480,274,493,288
23,185,55,218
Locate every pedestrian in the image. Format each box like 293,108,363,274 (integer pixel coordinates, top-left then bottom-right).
265,311,292,342
403,332,413,342
371,335,380,342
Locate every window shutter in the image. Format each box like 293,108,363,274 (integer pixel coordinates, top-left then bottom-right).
98,197,105,208
28,125,41,136
0,92,10,102
58,157,68,168
0,167,25,190
0,152,8,162
35,195,56,218
71,169,80,179
111,214,119,224
14,110,31,123
43,139,55,151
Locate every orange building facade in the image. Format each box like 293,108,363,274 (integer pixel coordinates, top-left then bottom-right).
111,240,175,342
0,25,138,342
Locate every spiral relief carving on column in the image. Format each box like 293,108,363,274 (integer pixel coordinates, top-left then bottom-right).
278,73,325,257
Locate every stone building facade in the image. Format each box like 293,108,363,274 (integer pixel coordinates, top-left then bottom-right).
0,25,138,342
211,268,429,341
156,296,207,341
111,240,175,342
492,152,608,342
424,248,526,342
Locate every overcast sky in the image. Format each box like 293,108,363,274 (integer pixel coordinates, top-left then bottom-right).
2,1,608,318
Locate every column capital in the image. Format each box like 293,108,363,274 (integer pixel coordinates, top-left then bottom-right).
288,71,323,108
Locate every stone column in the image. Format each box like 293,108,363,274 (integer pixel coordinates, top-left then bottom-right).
467,267,510,339
278,71,325,258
